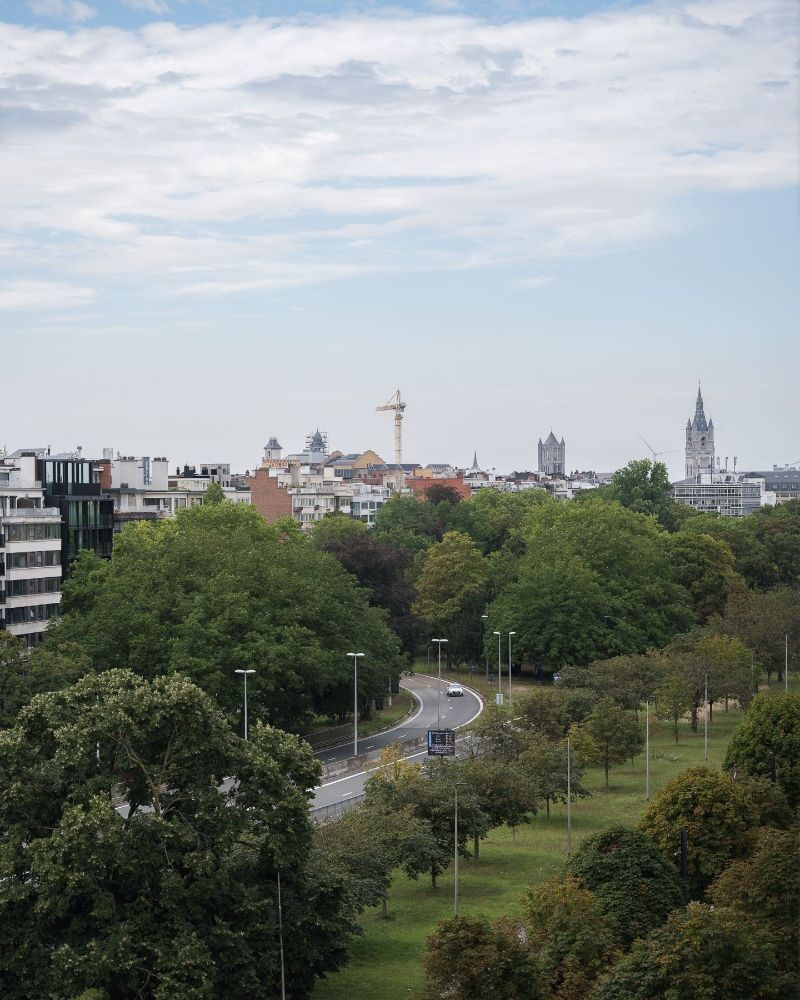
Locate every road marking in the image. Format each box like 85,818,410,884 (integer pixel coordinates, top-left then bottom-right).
314,684,425,755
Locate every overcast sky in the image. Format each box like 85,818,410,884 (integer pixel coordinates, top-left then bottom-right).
1,0,797,480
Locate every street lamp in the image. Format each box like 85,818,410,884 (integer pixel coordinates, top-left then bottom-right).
347,653,365,757
481,614,489,682
431,639,448,730
234,669,256,741
507,631,516,705
493,631,502,704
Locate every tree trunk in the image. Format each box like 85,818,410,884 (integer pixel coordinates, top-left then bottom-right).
690,704,699,733
709,701,713,722
382,896,389,920
604,755,610,791
431,863,437,890
725,693,729,712
674,720,679,744
546,797,550,819
474,832,480,861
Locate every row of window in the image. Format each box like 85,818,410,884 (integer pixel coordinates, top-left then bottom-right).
6,603,61,624
3,523,61,542
7,577,61,596
8,551,61,568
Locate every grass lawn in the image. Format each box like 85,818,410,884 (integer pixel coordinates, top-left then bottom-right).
307,689,415,747
313,704,747,1000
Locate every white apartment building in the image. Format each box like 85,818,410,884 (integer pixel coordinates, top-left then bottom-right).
672,472,762,517
0,452,62,647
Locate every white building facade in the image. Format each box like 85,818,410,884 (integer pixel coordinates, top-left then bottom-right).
0,453,62,647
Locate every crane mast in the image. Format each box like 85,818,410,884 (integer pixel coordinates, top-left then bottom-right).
376,389,407,487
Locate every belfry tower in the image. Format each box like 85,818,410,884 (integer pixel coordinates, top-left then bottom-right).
685,384,715,479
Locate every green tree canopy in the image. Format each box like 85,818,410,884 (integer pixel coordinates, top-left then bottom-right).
712,586,800,685
423,915,541,1000
591,903,782,1000
565,826,683,946
709,826,800,991
0,671,356,999
523,876,615,1000
486,498,692,669
413,530,489,663
581,698,643,790
598,458,676,529
47,503,403,731
639,766,759,895
724,691,800,807
667,531,741,622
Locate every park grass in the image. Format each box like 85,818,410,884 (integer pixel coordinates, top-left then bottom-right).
313,704,746,1000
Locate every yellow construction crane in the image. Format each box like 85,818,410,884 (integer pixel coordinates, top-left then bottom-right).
376,389,407,471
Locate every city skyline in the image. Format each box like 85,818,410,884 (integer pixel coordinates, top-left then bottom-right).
1,0,797,479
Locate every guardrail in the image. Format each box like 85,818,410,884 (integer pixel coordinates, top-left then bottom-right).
310,794,365,825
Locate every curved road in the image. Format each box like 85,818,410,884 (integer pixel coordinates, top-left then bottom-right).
312,673,483,811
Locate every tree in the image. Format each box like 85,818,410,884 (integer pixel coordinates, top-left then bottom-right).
313,517,421,657
518,735,587,819
0,632,93,729
523,876,614,1000
462,756,539,856
591,903,782,1000
667,531,741,622
423,916,541,1000
599,459,676,530
581,699,643,790
413,531,489,663
466,703,530,762
315,801,432,918
713,586,800,685
579,654,663,712
518,689,568,741
372,494,441,551
709,827,800,992
654,670,693,742
487,499,692,669
639,766,759,895
724,691,800,807
677,513,779,590
47,503,403,731
0,671,355,999
204,481,225,504
565,827,683,946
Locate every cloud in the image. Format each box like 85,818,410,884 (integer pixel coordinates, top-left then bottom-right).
0,281,95,310
27,0,95,22
515,275,555,289
122,0,172,13
0,2,796,303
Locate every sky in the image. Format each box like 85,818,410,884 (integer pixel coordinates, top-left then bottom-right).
1,0,798,481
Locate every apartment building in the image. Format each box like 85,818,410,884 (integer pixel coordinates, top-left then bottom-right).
0,452,62,647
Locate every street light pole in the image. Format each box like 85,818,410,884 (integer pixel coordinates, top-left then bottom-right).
493,631,502,704
507,631,516,706
453,784,459,917
566,734,572,856
481,614,489,682
785,634,789,692
234,669,256,741
645,700,650,801
347,653,365,756
431,639,448,730
703,671,708,762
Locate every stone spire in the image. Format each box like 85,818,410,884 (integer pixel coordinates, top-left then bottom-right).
685,383,715,479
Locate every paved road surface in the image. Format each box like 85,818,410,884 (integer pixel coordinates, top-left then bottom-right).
312,673,483,810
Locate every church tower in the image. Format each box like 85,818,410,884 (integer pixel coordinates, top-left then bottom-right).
685,384,715,479
538,431,566,476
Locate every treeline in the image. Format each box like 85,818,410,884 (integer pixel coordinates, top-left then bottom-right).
416,690,800,1000
313,461,800,674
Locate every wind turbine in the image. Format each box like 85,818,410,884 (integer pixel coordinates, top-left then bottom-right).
639,434,679,464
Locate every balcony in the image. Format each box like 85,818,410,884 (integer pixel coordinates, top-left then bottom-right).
2,507,61,519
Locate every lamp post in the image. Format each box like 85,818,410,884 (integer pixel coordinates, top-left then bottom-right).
493,631,502,704
481,614,489,682
507,631,516,705
645,700,650,801
566,734,572,856
234,669,256,741
431,639,448,730
703,671,708,762
785,634,789,692
347,653,365,756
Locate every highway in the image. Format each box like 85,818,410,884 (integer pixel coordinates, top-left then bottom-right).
311,672,483,812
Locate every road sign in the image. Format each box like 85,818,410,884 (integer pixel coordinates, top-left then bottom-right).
427,729,456,756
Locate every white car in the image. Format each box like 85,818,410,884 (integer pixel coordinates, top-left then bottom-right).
446,682,464,697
